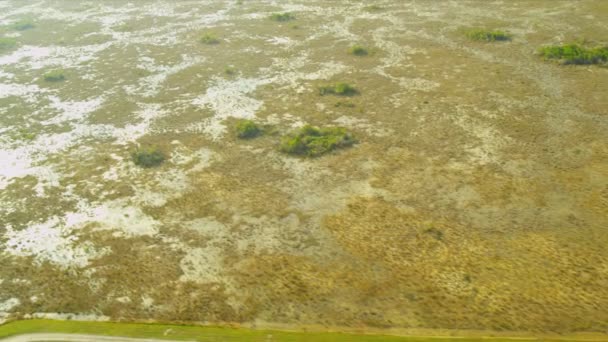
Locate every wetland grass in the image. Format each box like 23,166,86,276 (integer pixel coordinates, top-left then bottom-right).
43,70,66,82
465,29,511,42
235,119,262,139
279,125,355,157
132,146,165,168
319,82,358,96
539,43,608,65
270,13,295,22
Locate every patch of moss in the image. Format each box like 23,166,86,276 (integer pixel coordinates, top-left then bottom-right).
349,45,369,56
200,33,220,45
132,146,165,168
319,82,357,96
43,70,66,82
465,29,511,42
279,125,356,157
12,20,35,31
0,37,17,51
538,43,608,65
235,119,261,139
270,13,295,22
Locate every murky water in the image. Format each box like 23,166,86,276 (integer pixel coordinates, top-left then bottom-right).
1,0,607,334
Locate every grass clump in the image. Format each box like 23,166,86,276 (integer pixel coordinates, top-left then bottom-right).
349,45,369,56
132,146,165,168
235,119,262,139
279,125,356,157
0,37,17,51
200,33,220,45
12,20,35,31
538,43,608,65
270,13,295,22
319,82,357,96
465,29,511,42
43,70,65,82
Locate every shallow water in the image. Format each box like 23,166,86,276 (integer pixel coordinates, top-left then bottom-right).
1,0,607,333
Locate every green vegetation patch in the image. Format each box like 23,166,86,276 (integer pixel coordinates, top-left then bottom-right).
12,20,35,31
319,82,358,96
349,45,369,56
279,125,356,157
235,119,262,139
0,37,17,51
132,146,166,168
200,33,220,45
465,29,511,42
43,70,66,82
539,43,608,65
270,12,295,22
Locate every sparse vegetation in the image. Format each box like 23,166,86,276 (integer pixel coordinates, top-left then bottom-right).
43,70,66,82
465,29,511,42
132,146,165,168
270,13,295,22
12,20,35,31
319,82,357,96
235,119,261,139
539,43,608,65
200,33,220,45
279,125,356,157
349,45,369,56
0,37,17,51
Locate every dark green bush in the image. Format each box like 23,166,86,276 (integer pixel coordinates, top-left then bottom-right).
319,82,357,96
43,70,65,82
270,13,295,22
539,44,608,65
132,147,165,168
465,29,511,42
235,119,261,139
279,125,356,157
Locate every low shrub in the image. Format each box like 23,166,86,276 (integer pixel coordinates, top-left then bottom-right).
319,82,357,96
43,70,65,82
349,45,369,56
132,146,165,168
200,33,220,45
279,125,356,157
0,37,17,51
465,29,511,42
235,119,261,139
12,20,35,31
270,13,295,22
539,43,608,65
